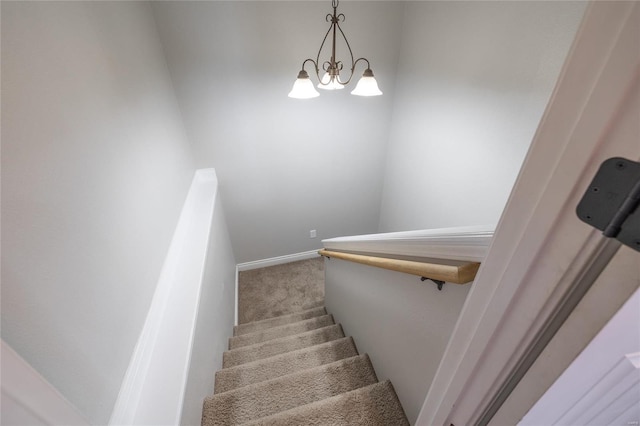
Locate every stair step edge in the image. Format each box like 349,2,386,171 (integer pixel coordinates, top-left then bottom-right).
229,314,335,350
240,380,410,426
222,323,345,368
215,336,358,394
212,353,374,398
203,354,378,425
234,306,327,336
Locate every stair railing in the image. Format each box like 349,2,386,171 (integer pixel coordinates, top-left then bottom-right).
318,249,480,286
318,225,494,289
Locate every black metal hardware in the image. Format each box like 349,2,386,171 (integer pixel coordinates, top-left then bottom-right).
421,277,445,291
576,157,640,252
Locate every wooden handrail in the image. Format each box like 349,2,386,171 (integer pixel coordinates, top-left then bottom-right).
318,249,480,284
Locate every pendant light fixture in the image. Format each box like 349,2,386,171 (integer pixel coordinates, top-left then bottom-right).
288,0,382,99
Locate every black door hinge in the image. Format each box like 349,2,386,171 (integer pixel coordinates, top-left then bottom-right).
576,157,640,252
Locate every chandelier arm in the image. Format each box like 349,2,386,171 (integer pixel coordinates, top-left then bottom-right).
353,57,371,71
290,0,381,96
301,58,321,81
334,20,356,85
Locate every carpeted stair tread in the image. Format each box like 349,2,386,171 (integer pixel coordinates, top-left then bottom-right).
215,336,358,394
298,298,325,313
229,314,335,350
234,307,327,336
223,324,345,368
202,354,378,426
241,380,409,426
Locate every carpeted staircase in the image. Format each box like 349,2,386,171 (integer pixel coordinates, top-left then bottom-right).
201,306,409,425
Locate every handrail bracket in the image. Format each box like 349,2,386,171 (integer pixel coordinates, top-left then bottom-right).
421,277,445,291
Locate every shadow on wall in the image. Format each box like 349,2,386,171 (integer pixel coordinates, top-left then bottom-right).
324,259,472,424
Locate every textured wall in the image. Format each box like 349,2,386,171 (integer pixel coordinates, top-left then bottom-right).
378,1,587,232
1,2,195,423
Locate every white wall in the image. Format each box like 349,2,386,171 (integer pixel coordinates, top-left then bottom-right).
379,1,586,232
1,340,88,425
150,1,587,260
1,2,195,424
324,259,471,424
107,170,236,426
0,2,592,422
151,1,404,263
323,4,586,422
180,191,236,426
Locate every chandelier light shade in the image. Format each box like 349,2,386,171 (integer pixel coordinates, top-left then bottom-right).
288,70,320,98
318,72,345,90
350,68,383,96
288,0,382,99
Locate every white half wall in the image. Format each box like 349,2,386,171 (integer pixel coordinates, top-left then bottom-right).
180,185,236,426
108,169,235,426
322,225,494,263
379,1,587,232
1,2,195,423
324,259,471,424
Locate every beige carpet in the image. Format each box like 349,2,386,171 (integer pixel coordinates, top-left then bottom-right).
238,257,324,324
242,381,408,426
201,259,409,425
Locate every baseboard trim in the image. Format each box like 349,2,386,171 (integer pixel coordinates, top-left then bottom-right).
109,169,218,426
237,250,321,272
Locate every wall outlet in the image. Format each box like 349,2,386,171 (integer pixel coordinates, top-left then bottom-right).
310,229,317,238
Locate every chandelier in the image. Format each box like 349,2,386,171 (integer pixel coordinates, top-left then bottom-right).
288,0,382,99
